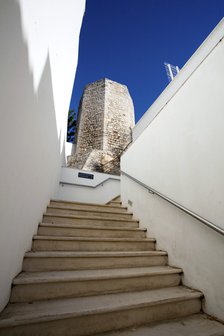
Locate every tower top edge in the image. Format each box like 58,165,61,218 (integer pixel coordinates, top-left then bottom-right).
84,78,128,89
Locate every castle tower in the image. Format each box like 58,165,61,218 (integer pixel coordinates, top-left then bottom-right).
68,78,135,174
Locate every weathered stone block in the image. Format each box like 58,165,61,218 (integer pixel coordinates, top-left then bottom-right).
67,78,135,174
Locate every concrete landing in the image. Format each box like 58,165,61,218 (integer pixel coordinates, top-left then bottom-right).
100,314,224,336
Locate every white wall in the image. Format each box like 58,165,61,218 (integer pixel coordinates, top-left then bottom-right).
121,20,224,320
121,175,224,321
133,19,224,142
122,22,224,230
65,142,76,159
0,0,85,311
58,168,120,204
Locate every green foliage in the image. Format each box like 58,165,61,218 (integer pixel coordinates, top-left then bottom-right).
67,109,77,143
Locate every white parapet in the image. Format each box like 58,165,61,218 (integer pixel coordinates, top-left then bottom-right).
57,167,120,204
122,18,224,231
121,19,224,320
133,18,224,142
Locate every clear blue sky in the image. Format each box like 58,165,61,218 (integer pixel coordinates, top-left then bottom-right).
70,0,224,123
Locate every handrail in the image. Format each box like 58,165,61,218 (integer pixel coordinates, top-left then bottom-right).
60,176,120,189
121,171,224,236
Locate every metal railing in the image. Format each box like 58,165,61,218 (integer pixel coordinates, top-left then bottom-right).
60,176,120,189
121,170,224,236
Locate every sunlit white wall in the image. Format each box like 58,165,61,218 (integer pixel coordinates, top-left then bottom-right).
0,0,85,311
123,20,224,230
19,0,85,156
121,19,224,320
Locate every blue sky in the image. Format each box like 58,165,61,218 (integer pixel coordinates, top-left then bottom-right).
70,0,224,123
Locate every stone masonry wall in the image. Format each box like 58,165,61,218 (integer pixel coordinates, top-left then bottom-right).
67,78,135,174
104,79,135,157
72,79,105,169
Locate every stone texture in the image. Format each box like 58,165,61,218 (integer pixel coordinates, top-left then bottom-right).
67,78,135,174
100,314,224,336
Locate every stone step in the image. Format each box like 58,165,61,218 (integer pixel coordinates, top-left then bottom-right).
38,223,146,239
99,313,224,336
23,251,168,272
0,287,202,336
50,199,127,212
43,213,139,228
46,205,133,220
32,235,156,252
107,196,122,207
112,196,121,201
108,200,122,207
11,266,182,303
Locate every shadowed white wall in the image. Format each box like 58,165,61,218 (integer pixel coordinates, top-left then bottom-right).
0,0,85,311
121,19,224,320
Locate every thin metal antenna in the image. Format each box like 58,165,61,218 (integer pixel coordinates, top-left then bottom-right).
164,62,180,82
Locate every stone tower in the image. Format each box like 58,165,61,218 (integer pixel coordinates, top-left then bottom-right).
67,78,135,174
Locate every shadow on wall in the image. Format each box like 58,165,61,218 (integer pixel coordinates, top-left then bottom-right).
0,0,61,311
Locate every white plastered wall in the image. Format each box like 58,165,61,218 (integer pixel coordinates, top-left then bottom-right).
58,168,120,204
0,0,85,311
121,175,224,321
121,21,224,320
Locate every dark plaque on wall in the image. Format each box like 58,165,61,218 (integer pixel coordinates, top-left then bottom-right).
78,172,94,180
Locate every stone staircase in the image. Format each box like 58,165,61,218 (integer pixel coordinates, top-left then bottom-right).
0,196,223,335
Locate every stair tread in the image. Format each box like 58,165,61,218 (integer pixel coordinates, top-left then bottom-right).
0,196,204,334
111,196,121,200
39,223,146,232
13,266,182,284
25,250,167,258
48,205,132,215
33,235,155,242
51,199,126,210
99,314,224,336
0,287,202,327
44,213,139,222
